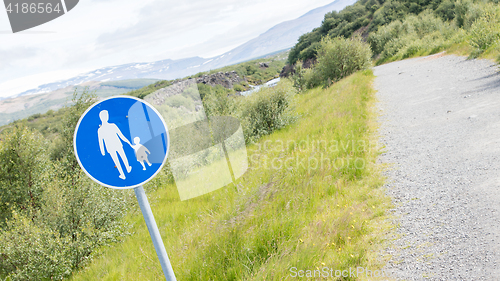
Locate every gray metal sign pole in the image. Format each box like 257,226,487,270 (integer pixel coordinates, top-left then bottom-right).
134,185,177,281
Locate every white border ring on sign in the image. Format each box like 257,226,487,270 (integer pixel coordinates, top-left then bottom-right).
73,95,170,190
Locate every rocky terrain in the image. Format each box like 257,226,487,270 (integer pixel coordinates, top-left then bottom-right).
195,71,244,88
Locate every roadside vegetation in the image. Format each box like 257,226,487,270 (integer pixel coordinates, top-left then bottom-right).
0,93,134,280
68,26,387,279
70,69,390,280
9,0,500,278
291,36,372,91
0,51,298,280
0,16,391,278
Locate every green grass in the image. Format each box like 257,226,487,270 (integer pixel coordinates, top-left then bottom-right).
70,70,392,280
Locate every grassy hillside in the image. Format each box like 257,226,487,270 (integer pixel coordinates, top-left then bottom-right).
288,0,500,67
195,51,287,85
288,0,443,64
0,47,322,280
70,70,392,280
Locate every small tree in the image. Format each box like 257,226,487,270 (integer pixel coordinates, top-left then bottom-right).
47,90,132,269
468,11,500,57
0,90,133,279
315,35,372,86
0,124,49,225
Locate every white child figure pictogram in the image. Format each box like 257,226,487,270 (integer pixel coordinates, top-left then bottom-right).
131,137,152,170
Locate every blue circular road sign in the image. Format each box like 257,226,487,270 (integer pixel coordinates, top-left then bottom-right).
74,96,169,189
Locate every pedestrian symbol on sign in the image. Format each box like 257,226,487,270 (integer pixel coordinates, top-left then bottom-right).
97,110,133,179
131,137,153,170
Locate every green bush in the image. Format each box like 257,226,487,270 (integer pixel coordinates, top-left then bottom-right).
245,64,258,75
290,61,307,92
314,35,372,85
233,83,245,92
238,80,297,143
0,125,48,225
0,212,72,280
436,0,456,21
402,11,446,38
455,0,489,29
201,86,236,118
200,80,296,143
0,91,132,280
369,12,454,62
380,35,415,60
286,0,453,64
368,20,404,55
468,11,500,54
455,0,472,28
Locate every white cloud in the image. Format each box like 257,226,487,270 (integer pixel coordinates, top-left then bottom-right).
0,0,337,97
0,68,91,98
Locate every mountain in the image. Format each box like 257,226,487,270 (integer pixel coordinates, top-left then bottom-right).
0,79,158,125
209,0,357,66
14,0,356,98
14,57,206,98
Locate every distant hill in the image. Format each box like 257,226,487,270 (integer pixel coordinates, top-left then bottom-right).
13,0,356,99
0,79,158,126
210,0,356,66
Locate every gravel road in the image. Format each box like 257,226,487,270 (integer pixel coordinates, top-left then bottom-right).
375,53,500,280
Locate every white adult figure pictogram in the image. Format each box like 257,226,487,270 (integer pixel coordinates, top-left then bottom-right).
98,110,133,179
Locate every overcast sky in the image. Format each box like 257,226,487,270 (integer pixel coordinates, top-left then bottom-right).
0,0,335,98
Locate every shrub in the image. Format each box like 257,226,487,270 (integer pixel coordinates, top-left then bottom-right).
238,80,297,143
314,35,372,85
370,11,454,62
302,67,323,89
0,125,48,225
435,0,455,21
368,20,404,55
402,12,445,38
245,64,258,75
233,83,245,92
291,61,323,92
0,91,132,279
380,35,416,60
454,0,472,28
0,212,72,280
200,79,296,143
468,11,500,54
290,61,307,92
456,0,489,29
201,86,236,118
